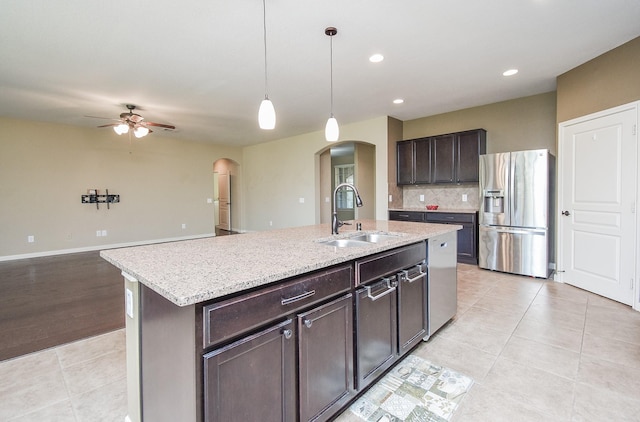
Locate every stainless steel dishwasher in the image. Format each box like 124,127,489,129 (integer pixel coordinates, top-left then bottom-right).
425,230,457,339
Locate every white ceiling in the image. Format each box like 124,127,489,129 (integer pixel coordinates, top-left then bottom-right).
1,1,639,147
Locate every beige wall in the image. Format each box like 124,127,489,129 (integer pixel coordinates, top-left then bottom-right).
403,92,557,155
241,116,390,232
0,117,242,259
557,36,640,124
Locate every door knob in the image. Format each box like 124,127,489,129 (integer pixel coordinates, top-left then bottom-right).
562,210,570,216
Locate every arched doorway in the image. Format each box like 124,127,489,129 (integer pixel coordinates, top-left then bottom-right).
318,141,376,224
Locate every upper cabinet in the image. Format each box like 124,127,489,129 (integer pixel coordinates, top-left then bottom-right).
396,129,486,185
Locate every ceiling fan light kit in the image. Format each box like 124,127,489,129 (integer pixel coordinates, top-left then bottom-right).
92,104,175,139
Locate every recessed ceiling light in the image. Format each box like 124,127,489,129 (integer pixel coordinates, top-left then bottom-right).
503,69,518,76
369,54,384,63
393,99,404,104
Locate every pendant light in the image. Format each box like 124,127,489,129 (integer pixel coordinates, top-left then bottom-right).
258,0,276,129
325,27,339,142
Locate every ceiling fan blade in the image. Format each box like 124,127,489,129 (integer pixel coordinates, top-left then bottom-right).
97,123,119,128
85,115,120,121
145,122,176,130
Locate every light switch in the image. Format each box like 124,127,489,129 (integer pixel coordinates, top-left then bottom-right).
299,197,305,204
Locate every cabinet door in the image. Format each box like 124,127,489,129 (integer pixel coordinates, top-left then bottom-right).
457,223,477,264
355,278,398,389
396,141,414,185
203,320,296,422
397,264,427,355
431,134,456,183
413,137,431,184
456,129,486,183
298,294,354,422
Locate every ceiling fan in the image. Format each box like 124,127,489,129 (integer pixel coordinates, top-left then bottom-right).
88,104,176,138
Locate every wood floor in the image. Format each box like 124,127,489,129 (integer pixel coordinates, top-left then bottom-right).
0,251,124,361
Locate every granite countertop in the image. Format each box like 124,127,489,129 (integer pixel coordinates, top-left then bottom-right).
100,219,460,307
388,207,478,213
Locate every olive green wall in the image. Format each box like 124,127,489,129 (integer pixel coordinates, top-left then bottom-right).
557,36,640,124
403,92,557,155
0,117,242,259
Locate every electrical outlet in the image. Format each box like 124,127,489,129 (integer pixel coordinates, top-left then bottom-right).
388,195,392,202
325,197,330,203
27,235,35,243
462,194,468,202
269,220,273,226
207,198,213,204
181,223,186,229
96,230,102,237
101,230,107,236
419,194,425,202
299,197,305,204
126,288,134,318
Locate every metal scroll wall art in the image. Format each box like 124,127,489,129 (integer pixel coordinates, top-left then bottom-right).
81,189,120,210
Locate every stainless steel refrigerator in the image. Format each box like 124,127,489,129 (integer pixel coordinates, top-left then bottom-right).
478,149,555,278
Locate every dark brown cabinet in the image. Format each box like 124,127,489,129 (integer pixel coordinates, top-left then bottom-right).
397,129,486,185
389,211,479,264
425,212,478,265
202,264,353,422
298,294,354,422
203,319,297,422
397,263,427,355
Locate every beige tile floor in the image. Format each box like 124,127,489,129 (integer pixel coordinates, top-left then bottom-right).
2,264,640,421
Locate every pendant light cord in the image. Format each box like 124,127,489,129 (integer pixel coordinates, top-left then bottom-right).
262,0,269,100
329,33,334,117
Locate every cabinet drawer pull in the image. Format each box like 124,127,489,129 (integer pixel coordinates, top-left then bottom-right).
282,329,293,340
401,266,425,283
304,319,313,328
281,290,316,306
364,277,396,301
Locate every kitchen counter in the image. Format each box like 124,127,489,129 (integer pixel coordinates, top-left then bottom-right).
388,207,478,213
100,219,459,307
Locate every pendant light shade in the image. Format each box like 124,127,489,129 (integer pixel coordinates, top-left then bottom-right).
325,27,338,142
258,0,276,130
325,116,339,142
259,97,276,129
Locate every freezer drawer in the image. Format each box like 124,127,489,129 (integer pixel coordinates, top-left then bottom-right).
479,226,549,278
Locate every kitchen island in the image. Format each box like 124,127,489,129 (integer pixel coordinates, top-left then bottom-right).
101,219,460,422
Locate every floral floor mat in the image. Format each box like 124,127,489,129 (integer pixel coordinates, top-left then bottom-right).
344,355,473,422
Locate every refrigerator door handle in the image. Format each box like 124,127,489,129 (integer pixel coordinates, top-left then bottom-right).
482,226,546,235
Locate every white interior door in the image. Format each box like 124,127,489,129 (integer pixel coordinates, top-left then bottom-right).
558,105,637,305
217,172,231,231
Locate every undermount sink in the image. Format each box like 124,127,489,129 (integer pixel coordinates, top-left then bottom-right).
349,233,399,243
317,232,401,248
319,238,372,248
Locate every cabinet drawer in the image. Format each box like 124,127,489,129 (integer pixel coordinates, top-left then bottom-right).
203,264,352,348
388,211,425,222
355,242,426,286
426,212,475,224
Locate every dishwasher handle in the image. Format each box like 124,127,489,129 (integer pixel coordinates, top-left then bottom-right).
364,277,397,301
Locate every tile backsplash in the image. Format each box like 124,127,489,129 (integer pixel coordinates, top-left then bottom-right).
402,185,479,210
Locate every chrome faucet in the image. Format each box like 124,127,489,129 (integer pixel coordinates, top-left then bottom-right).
332,183,363,235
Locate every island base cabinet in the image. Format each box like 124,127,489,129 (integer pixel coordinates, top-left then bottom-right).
355,277,398,390
203,319,296,422
397,262,427,356
298,294,354,422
